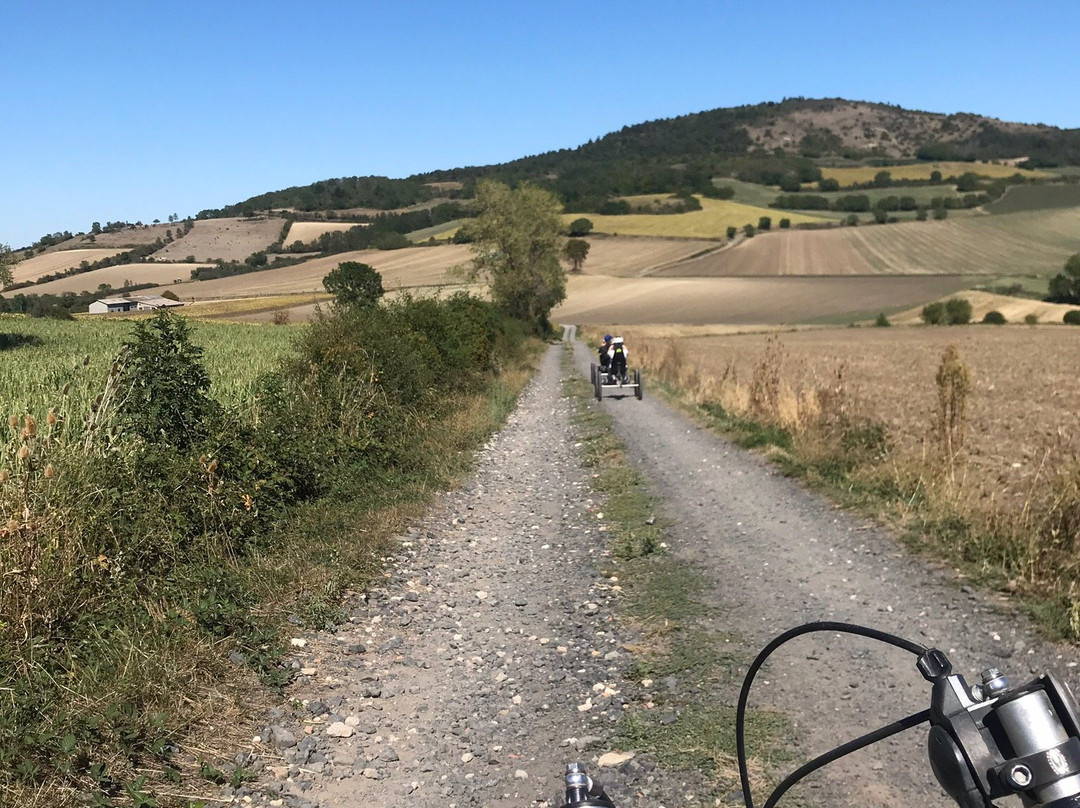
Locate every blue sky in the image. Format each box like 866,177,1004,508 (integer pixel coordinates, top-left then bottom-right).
2,0,1076,250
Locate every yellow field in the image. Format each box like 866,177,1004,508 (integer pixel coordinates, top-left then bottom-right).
284,221,368,245
564,197,826,238
8,249,130,286
821,162,1052,184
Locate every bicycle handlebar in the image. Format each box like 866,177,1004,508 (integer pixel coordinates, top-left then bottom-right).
560,624,1080,808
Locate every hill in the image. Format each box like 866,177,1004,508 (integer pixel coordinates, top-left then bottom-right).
207,98,1080,217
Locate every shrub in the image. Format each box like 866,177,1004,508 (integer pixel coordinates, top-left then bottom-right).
982,310,1007,325
743,224,756,238
779,218,791,229
874,312,891,327
945,297,973,325
1024,313,1039,325
758,216,771,231
568,217,593,237
1065,310,1080,325
726,226,737,239
922,302,947,325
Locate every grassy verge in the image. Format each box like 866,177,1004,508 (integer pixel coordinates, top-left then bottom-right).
562,344,788,802
0,301,539,807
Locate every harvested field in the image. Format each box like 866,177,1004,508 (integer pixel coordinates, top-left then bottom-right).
655,207,1080,277
564,197,826,238
635,326,1080,505
157,244,474,300
7,249,129,285
152,217,284,263
284,221,367,245
577,236,723,276
821,161,1051,184
24,262,211,295
554,275,969,325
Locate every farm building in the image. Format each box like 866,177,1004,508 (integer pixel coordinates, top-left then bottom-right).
88,294,184,314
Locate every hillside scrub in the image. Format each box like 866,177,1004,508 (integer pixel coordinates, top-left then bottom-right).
0,300,527,806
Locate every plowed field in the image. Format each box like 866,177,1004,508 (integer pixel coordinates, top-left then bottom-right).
153,217,283,263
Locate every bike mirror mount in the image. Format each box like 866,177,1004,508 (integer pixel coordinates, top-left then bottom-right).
920,648,1080,808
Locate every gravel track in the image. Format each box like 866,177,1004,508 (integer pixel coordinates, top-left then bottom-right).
226,331,1080,808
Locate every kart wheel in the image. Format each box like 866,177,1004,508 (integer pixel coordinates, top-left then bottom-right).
594,373,602,401
590,363,597,385
635,369,643,400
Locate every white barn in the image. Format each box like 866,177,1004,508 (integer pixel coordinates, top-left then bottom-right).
88,294,184,315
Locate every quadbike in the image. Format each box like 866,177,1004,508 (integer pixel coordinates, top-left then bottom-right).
589,362,643,401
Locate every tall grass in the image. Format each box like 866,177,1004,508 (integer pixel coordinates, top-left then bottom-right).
631,331,1080,639
0,300,530,806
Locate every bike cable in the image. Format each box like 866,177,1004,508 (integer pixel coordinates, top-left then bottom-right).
736,621,928,808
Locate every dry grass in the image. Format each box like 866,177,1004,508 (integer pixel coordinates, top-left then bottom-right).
635,326,1080,512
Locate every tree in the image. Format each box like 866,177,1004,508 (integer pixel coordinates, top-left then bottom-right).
743,224,756,237
562,239,590,273
568,218,593,237
323,261,385,307
945,297,973,324
873,170,892,188
0,243,13,288
982,310,1006,325
779,218,791,229
758,216,771,231
467,179,566,327
922,302,947,325
726,226,737,239
930,170,943,183
1048,253,1080,304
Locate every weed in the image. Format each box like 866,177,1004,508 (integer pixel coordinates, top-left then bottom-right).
934,344,972,463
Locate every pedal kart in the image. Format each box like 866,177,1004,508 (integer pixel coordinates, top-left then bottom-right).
590,363,643,401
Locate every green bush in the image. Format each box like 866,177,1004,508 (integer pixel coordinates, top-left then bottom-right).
779,218,791,229
922,302,947,325
874,312,891,327
982,310,1007,325
1065,310,1080,325
1024,313,1039,325
945,297,973,324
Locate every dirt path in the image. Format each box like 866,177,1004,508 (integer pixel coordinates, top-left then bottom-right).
226,333,1080,808
569,330,1080,808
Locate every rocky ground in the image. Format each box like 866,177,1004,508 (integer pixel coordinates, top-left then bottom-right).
219,331,1080,808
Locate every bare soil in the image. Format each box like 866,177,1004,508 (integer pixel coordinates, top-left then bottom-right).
153,217,284,263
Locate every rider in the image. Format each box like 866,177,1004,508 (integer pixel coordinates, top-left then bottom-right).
608,337,628,384
598,334,613,373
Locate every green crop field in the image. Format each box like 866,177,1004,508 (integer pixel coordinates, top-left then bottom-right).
985,183,1080,214
564,196,827,238
0,315,298,424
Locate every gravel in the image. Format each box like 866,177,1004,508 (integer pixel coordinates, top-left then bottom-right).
224,328,1080,808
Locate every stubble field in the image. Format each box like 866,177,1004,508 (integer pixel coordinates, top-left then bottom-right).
7,249,131,285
